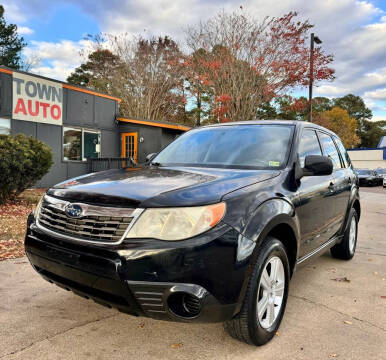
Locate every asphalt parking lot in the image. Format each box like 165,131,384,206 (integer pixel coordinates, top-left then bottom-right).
1,188,385,360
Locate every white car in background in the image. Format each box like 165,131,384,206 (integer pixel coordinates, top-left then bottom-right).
376,168,386,188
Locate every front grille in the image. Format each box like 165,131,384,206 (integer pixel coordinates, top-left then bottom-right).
37,195,136,243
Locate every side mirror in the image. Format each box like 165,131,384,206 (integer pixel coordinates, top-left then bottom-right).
303,155,333,176
145,153,157,164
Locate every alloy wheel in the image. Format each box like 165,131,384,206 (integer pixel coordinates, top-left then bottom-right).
349,216,357,253
257,256,285,329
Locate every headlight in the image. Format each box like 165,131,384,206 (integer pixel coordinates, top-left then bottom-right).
126,202,226,241
33,194,44,217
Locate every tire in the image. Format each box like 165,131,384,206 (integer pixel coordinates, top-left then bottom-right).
330,208,358,260
224,237,290,346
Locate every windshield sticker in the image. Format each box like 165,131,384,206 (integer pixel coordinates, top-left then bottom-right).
269,161,280,167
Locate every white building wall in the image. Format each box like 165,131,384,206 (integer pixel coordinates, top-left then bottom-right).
347,149,386,169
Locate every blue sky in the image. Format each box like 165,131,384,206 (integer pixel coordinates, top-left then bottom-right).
3,0,386,121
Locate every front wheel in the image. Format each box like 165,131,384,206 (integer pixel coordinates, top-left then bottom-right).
224,237,290,345
330,208,358,260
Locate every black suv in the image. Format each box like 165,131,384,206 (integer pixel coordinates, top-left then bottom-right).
25,121,360,346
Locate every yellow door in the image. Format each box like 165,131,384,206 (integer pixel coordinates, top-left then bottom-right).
121,132,138,163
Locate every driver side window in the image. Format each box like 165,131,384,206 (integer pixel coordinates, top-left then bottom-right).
298,129,323,167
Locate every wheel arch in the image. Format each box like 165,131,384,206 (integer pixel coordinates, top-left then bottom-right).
265,223,297,277
340,188,361,236
233,198,300,315
243,198,300,264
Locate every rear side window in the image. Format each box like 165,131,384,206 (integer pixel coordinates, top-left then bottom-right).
334,136,351,168
318,132,342,169
298,129,322,167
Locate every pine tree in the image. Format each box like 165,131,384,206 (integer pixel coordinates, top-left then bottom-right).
0,5,26,70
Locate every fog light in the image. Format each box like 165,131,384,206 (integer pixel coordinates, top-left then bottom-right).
167,292,202,318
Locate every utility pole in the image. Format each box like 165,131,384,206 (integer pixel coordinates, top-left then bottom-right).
309,33,322,123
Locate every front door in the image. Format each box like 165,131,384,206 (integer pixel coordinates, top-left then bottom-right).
121,132,138,163
296,128,337,257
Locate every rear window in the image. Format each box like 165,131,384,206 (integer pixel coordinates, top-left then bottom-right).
333,136,351,168
318,132,342,169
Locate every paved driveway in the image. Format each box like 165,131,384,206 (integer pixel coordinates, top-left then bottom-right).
1,189,385,360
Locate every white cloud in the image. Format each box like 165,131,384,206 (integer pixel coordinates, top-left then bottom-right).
69,0,386,92
5,0,386,121
23,40,93,81
363,88,386,100
17,26,34,35
371,115,386,121
1,1,27,23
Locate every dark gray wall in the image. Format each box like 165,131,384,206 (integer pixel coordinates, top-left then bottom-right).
10,119,120,188
101,129,119,157
11,118,36,137
36,123,67,187
63,89,116,130
3,70,120,187
0,73,12,117
161,129,179,148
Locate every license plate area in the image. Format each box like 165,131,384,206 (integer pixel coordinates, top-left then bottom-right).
47,246,80,265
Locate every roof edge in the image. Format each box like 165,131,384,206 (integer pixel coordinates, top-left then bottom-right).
117,117,191,131
0,66,121,103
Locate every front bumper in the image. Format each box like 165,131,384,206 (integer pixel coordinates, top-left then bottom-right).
25,214,246,323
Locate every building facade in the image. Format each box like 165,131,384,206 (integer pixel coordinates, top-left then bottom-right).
0,66,189,187
347,148,386,169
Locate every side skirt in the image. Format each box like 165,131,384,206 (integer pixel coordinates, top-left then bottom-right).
296,235,342,266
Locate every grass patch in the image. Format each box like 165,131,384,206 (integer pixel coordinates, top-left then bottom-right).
0,189,46,261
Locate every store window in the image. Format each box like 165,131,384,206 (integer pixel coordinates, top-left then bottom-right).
63,127,100,161
0,118,10,135
63,128,82,161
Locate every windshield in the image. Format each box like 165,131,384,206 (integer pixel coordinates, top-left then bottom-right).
153,124,294,169
376,168,386,175
357,170,371,175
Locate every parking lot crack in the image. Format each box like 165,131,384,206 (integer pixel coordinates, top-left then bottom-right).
290,294,386,332
0,313,119,359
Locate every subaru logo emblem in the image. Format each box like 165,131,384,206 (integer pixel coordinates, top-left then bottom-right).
65,204,83,218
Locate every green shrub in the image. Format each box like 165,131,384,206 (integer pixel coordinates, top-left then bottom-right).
0,134,53,204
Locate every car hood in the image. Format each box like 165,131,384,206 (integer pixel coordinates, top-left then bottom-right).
47,166,280,207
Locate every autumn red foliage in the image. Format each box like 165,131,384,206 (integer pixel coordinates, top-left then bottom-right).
186,11,334,123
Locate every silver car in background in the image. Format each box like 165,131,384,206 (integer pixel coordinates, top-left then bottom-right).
376,168,386,187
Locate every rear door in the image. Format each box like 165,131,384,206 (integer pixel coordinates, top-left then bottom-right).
317,132,349,238
296,128,337,257
332,136,353,228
